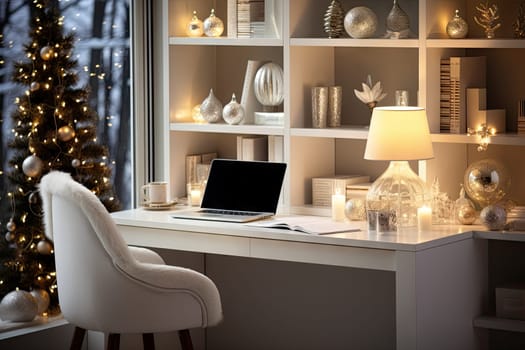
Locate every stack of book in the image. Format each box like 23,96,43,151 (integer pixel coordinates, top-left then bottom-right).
312,175,370,207
185,152,217,185
440,56,486,134
237,0,265,38
518,100,525,135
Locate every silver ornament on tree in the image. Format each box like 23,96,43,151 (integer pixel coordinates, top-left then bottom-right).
71,158,81,168
324,0,345,38
30,289,50,315
0,290,38,322
344,7,378,39
30,82,40,92
480,204,507,230
222,93,245,125
6,218,16,232
40,45,54,61
385,0,410,38
447,9,469,39
22,154,44,177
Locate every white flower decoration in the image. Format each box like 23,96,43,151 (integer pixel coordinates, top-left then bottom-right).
353,75,387,109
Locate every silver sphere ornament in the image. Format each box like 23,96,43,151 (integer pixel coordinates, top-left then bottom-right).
5,231,15,243
28,191,39,204
30,289,50,315
254,62,284,110
30,82,40,92
447,9,469,39
222,94,245,125
40,46,54,61
345,199,366,221
58,125,76,142
37,240,53,255
6,218,16,232
71,158,81,168
203,9,224,37
464,159,510,207
0,290,38,322
22,155,44,177
480,205,507,231
344,6,378,39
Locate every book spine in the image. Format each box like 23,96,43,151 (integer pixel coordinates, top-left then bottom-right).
227,0,237,38
268,135,284,162
185,154,202,184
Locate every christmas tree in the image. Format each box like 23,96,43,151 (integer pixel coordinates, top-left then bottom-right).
0,0,119,316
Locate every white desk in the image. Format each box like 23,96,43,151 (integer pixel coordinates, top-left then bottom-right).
112,209,488,350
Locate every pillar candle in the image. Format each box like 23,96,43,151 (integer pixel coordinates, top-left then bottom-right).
331,194,346,221
417,205,432,232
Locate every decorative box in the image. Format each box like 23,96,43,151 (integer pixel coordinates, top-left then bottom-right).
496,284,525,320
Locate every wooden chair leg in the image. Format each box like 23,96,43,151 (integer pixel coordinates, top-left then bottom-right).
178,329,194,350
107,333,120,350
143,333,155,350
70,327,86,350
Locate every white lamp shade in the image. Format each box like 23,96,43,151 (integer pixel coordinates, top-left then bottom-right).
364,106,434,161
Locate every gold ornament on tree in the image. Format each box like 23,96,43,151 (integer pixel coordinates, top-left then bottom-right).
474,1,501,39
57,125,76,142
40,45,54,60
324,0,345,38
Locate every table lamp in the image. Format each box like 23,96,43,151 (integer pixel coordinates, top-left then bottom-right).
364,106,434,232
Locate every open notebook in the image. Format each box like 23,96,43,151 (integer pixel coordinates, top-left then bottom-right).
171,159,286,223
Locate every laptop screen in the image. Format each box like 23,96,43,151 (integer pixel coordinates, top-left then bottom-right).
201,159,286,213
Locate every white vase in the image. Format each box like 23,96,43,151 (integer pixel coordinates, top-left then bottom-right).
200,89,222,123
254,62,284,112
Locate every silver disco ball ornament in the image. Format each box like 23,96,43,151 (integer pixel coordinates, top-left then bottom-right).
480,205,507,231
344,6,378,39
0,290,38,322
464,159,510,207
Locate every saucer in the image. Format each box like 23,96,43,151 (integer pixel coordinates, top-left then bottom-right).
141,199,178,210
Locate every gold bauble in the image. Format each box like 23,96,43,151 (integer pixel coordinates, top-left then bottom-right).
457,205,477,225
40,46,54,61
30,82,40,92
57,125,76,142
37,240,53,255
186,11,204,37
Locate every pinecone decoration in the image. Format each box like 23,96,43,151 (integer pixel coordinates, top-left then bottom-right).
324,0,345,38
513,2,525,38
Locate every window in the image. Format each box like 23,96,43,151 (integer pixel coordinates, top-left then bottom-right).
0,0,134,210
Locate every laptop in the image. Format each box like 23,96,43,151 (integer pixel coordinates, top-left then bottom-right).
171,159,287,223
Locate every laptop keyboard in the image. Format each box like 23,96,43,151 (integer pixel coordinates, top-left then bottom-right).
200,209,262,216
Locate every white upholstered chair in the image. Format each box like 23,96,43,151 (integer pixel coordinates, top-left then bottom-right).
39,171,223,350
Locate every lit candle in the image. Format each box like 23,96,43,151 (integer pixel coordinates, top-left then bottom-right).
190,188,201,206
331,193,346,221
417,205,432,232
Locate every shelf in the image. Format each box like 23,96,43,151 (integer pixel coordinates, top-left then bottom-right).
427,39,525,49
0,315,67,340
290,38,419,48
430,133,525,146
290,126,369,139
474,315,525,333
170,122,285,136
169,36,283,47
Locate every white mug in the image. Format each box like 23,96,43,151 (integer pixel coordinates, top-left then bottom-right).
141,182,168,204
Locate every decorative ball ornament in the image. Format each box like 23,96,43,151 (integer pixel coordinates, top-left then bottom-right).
222,93,245,125
480,205,507,231
30,82,40,92
191,104,205,123
71,158,81,168
344,6,378,39
28,191,39,205
0,290,38,322
455,185,477,225
200,89,223,123
37,240,53,255
6,218,16,232
30,289,50,315
5,232,15,243
40,46,54,61
186,11,204,37
58,125,76,142
324,0,345,38
345,199,367,221
464,159,510,207
22,155,44,177
254,62,284,110
386,0,410,33
203,9,224,37
447,9,469,39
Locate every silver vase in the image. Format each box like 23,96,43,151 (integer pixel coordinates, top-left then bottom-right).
386,0,410,37
200,89,223,123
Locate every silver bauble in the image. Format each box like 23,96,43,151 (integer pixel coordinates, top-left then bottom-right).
37,240,53,255
71,158,81,168
386,0,410,33
464,159,510,207
254,62,284,110
57,125,76,142
344,6,378,39
447,9,469,39
30,289,50,314
22,155,44,178
222,93,245,125
200,89,223,123
6,218,16,232
5,231,15,243
345,198,366,221
203,9,224,37
480,205,507,231
0,290,38,322
30,82,40,92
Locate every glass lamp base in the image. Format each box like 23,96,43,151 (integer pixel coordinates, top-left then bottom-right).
366,161,431,232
